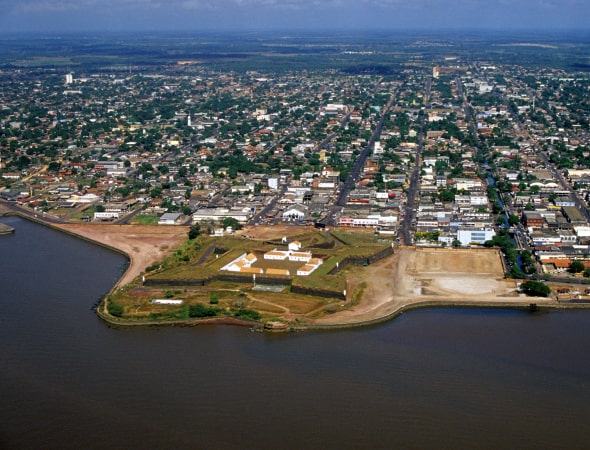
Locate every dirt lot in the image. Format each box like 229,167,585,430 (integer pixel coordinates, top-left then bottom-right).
313,247,553,325
237,224,314,240
57,223,188,287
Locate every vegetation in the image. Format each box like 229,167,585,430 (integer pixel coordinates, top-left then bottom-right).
520,280,551,297
484,229,526,278
108,302,124,317
188,224,201,240
569,260,585,274
188,304,219,318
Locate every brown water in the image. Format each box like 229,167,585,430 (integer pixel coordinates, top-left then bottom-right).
1,216,590,449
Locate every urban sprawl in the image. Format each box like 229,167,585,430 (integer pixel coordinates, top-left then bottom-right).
1,59,590,279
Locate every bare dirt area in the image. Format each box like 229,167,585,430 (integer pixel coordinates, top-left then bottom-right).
57,223,188,287
313,247,554,326
237,224,312,241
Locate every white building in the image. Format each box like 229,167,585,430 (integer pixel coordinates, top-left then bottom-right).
192,208,250,224
456,228,495,246
282,205,307,221
94,211,119,220
158,213,183,225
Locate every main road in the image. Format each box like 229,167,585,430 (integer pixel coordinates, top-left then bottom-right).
398,77,431,245
321,95,396,227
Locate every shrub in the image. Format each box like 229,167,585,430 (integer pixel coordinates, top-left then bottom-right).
145,263,160,272
209,293,219,305
233,308,261,321
188,303,218,318
108,302,124,317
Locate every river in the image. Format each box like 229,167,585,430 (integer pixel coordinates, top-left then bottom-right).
1,216,590,449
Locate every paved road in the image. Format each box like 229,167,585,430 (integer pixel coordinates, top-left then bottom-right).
321,96,396,227
0,198,64,225
248,184,287,226
398,77,431,245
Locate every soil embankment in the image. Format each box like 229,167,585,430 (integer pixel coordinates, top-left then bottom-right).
57,223,188,287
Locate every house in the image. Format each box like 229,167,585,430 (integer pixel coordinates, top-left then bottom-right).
297,265,318,276
296,257,323,276
289,251,312,262
266,268,290,276
221,252,259,272
264,250,289,260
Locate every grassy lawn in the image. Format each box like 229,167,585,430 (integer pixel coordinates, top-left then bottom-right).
134,214,160,225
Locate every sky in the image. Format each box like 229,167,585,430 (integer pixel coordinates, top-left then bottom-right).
0,0,587,34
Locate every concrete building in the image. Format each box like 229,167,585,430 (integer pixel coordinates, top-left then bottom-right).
456,228,495,246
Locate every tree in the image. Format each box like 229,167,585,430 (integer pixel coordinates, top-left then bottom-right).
439,189,455,202
508,215,520,226
520,280,551,297
583,268,590,278
569,260,585,274
188,224,201,240
221,217,243,230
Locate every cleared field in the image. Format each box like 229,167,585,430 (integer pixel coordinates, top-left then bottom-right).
410,249,504,277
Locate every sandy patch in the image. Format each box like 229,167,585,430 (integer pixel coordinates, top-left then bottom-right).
238,224,312,240
434,277,500,295
57,224,188,287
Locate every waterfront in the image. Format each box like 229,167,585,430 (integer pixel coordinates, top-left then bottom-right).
1,216,590,449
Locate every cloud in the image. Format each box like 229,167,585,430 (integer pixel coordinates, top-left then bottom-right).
180,0,218,9
180,0,342,10
13,0,161,13
0,0,585,31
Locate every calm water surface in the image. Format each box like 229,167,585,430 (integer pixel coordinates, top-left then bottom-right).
1,217,590,449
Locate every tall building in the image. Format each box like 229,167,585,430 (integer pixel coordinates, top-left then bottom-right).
432,65,440,79
65,73,73,84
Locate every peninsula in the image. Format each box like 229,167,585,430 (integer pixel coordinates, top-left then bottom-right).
55,221,568,330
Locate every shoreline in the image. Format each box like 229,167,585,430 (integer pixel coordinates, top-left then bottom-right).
3,208,590,331
0,222,15,234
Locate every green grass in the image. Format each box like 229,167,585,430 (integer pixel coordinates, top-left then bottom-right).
135,214,160,225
